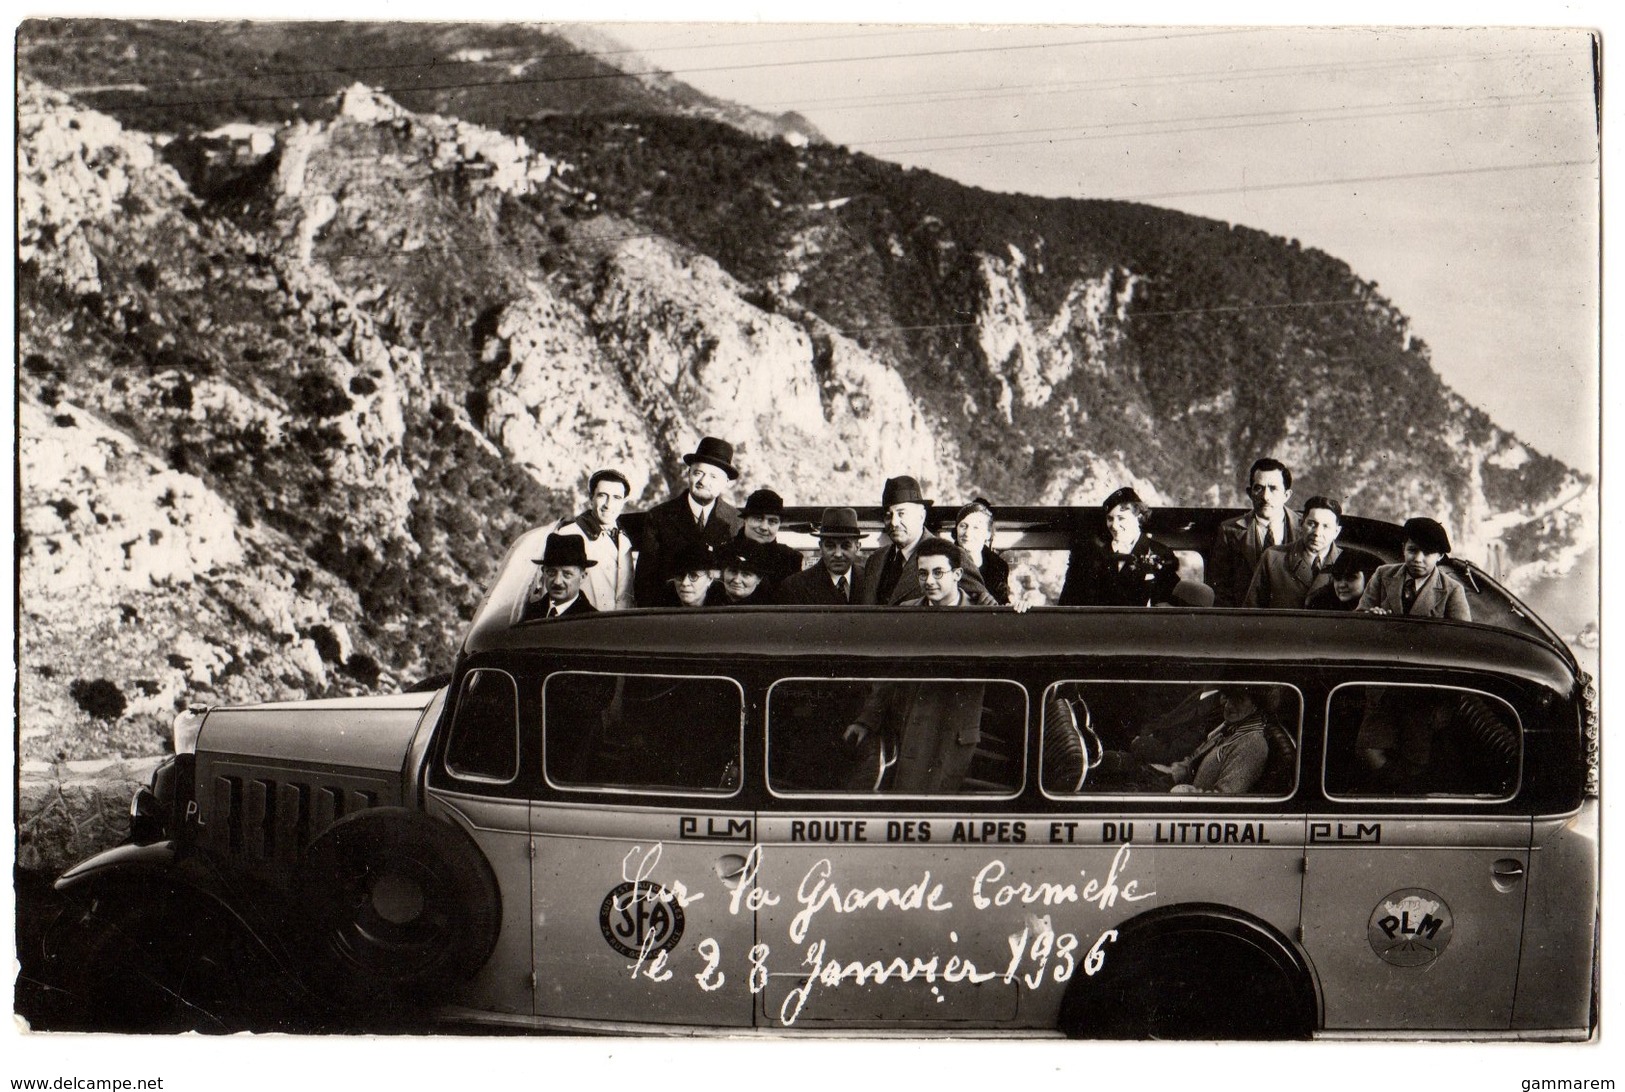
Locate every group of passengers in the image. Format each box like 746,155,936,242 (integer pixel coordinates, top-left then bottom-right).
522,438,1470,626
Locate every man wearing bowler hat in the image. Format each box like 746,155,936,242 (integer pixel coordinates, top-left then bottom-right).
773,507,867,605
632,436,743,606
521,533,599,621
734,487,804,589
1358,516,1470,620
856,475,985,605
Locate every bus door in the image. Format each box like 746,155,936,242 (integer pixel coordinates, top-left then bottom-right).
1302,683,1529,1030
530,670,756,1027
752,677,1032,1029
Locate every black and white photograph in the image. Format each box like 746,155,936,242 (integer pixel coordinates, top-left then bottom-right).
8,2,1608,1086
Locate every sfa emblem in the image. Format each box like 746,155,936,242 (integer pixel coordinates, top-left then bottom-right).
600,881,687,959
1366,889,1454,967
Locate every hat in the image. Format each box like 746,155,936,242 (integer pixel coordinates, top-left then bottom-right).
1101,486,1146,513
534,533,597,569
741,488,785,517
682,436,739,480
588,468,630,496
1402,517,1451,556
814,507,862,538
1167,579,1215,607
720,540,774,576
881,475,932,508
1327,548,1380,580
669,540,718,577
955,497,995,525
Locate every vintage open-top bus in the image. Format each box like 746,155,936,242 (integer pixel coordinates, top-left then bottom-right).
46,506,1599,1038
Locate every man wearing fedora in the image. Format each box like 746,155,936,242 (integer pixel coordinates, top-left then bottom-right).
549,468,635,611
773,507,867,605
1358,516,1470,620
857,475,986,606
734,487,805,589
632,436,743,606
521,533,599,621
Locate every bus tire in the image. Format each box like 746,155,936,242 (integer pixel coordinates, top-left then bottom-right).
1058,904,1317,1040
295,807,501,1007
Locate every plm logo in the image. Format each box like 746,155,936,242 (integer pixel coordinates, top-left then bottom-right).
600,881,686,959
1367,889,1454,967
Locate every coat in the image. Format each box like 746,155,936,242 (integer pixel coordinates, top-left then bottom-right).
519,592,597,622
1358,563,1471,621
771,561,865,605
857,533,986,605
1058,534,1179,606
1243,542,1342,609
1208,509,1301,608
631,492,742,606
549,513,634,611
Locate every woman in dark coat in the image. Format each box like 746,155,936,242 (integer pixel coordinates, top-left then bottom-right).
952,498,1011,604
1058,487,1180,606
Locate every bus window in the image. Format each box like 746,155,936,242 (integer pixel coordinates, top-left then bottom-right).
1041,681,1300,797
444,668,520,783
543,671,744,795
766,677,1026,797
1324,683,1520,799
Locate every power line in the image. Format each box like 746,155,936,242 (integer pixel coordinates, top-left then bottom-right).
1116,158,1597,201
26,23,941,92
749,46,1579,114
855,90,1572,153
25,27,1256,117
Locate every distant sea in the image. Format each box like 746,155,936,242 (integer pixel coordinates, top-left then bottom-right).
1519,546,1600,676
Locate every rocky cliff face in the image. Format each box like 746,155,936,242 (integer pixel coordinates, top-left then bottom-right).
16,65,1593,846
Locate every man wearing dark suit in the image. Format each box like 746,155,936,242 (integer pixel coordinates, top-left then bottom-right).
1243,495,1345,609
772,507,867,605
520,534,600,621
856,476,985,605
1358,517,1471,621
631,436,743,606
1209,457,1299,607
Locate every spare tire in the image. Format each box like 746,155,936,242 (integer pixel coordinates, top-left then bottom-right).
294,807,501,1006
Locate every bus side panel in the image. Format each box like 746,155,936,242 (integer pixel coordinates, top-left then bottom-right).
1512,801,1598,1033
1302,817,1530,1031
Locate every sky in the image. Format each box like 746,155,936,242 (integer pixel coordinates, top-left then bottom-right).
602,22,1601,475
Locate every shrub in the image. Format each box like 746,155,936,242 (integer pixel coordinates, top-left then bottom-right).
69,678,127,720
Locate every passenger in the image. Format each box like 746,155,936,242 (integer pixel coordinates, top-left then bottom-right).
772,506,866,605
857,475,987,605
1358,517,1470,620
898,538,999,607
631,436,741,606
1209,457,1298,607
952,497,1011,604
549,468,634,611
1057,486,1179,606
1092,686,1278,795
707,541,775,606
520,534,598,621
1306,549,1381,611
735,488,805,588
647,541,718,609
1243,495,1344,609
1159,686,1279,794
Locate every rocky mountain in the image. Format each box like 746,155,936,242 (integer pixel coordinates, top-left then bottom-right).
16,22,1593,803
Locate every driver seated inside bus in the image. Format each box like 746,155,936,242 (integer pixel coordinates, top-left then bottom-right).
1088,686,1285,795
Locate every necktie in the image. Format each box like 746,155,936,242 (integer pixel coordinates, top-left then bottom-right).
607,527,620,545
835,576,848,602
547,605,560,619
1262,525,1276,550
1402,579,1418,614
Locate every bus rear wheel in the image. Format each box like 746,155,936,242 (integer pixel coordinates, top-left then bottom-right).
1059,909,1316,1040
